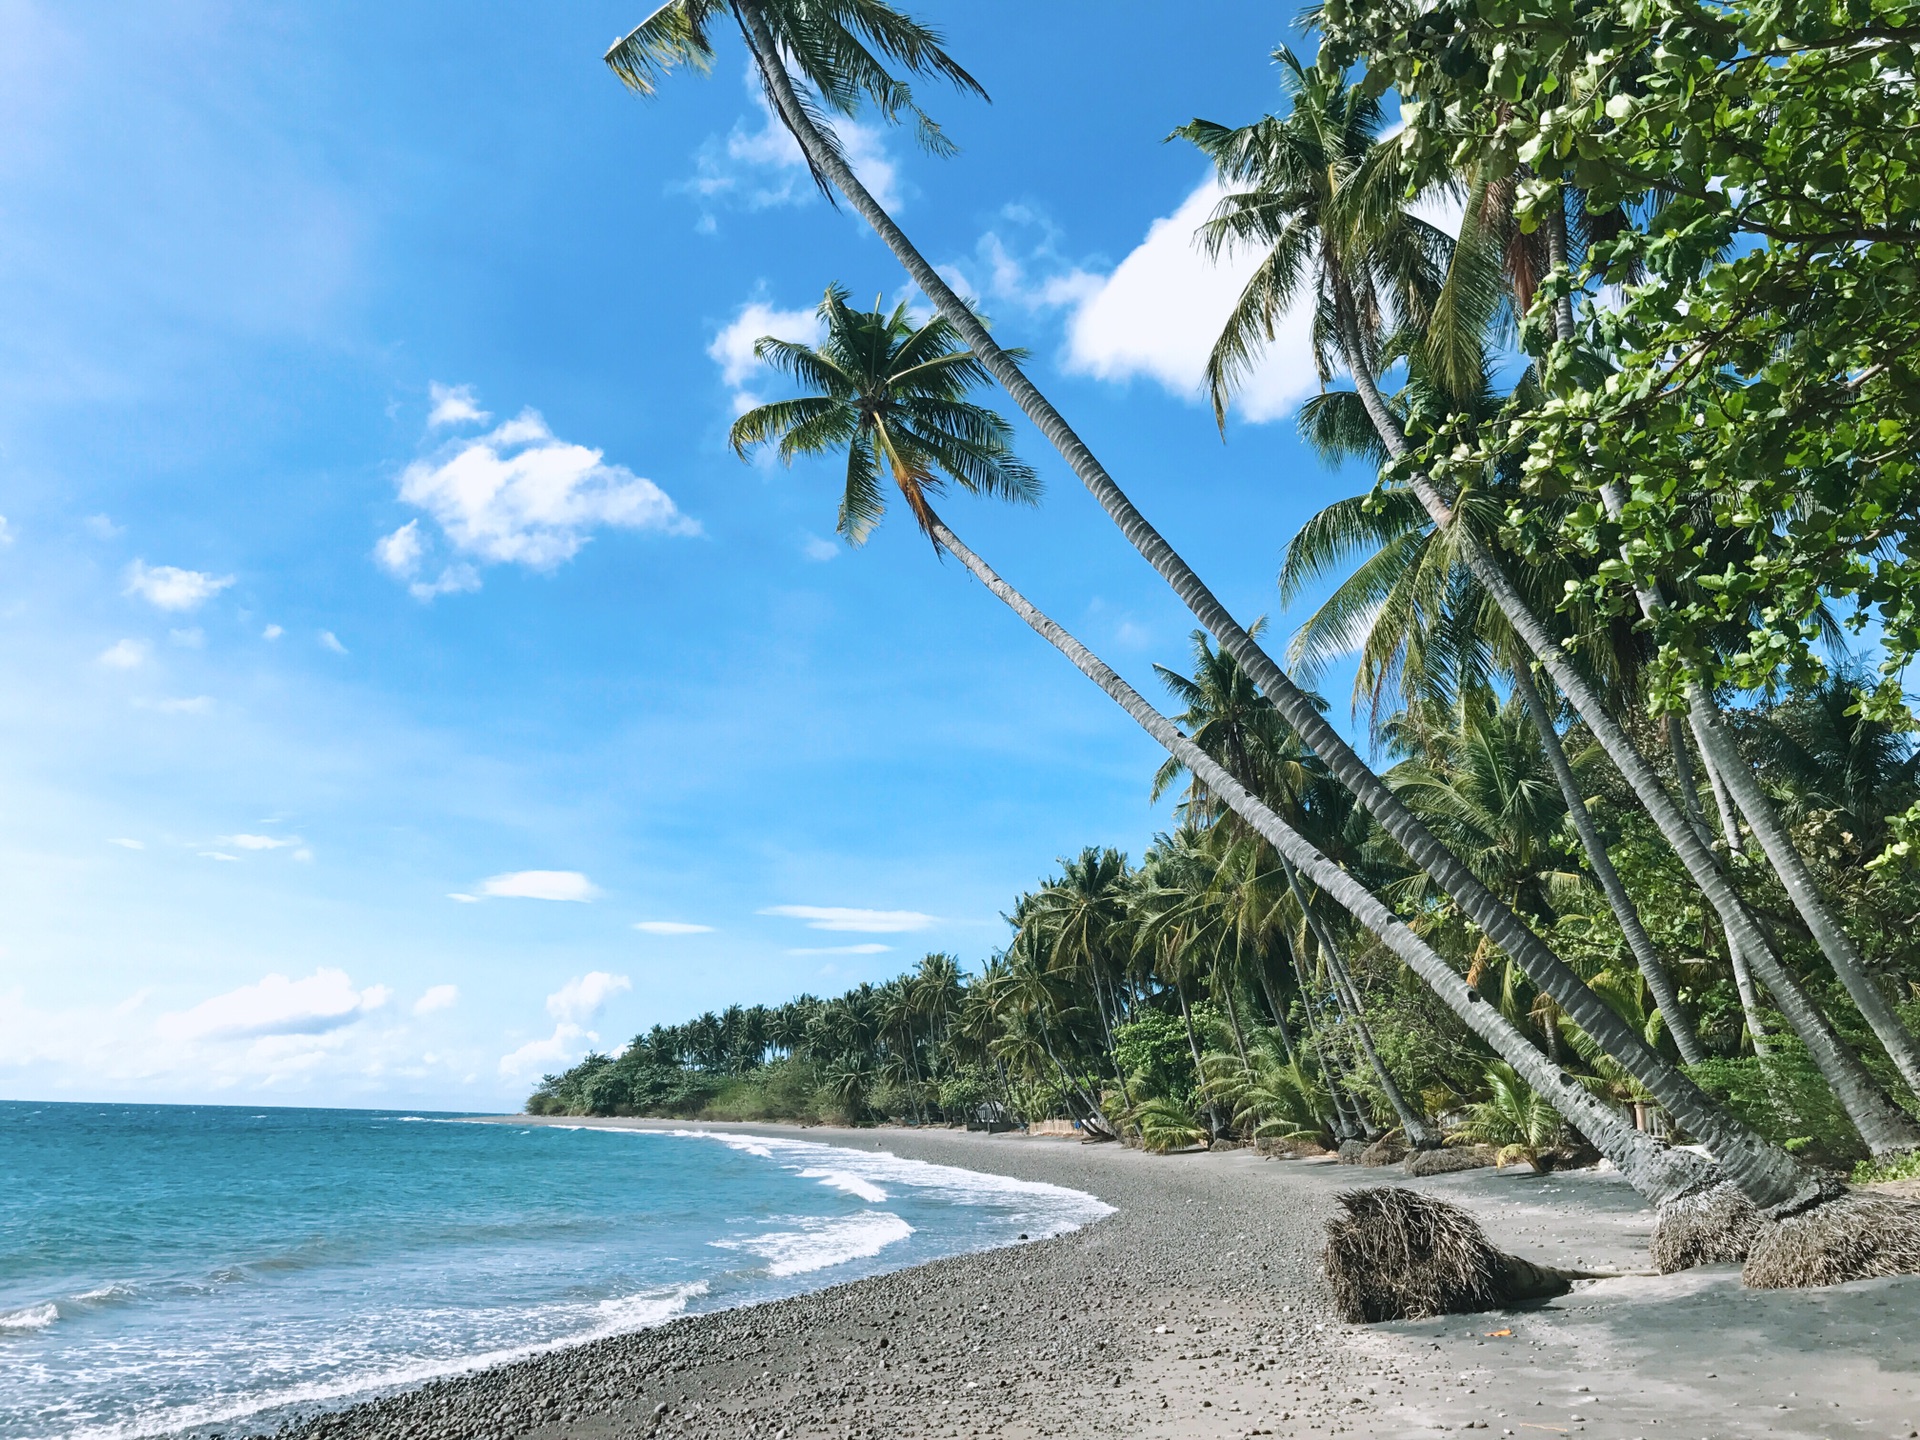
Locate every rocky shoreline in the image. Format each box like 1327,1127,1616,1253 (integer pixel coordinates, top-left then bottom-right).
260,1121,1920,1440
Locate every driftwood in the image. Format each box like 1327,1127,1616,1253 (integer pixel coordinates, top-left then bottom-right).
1324,1187,1589,1322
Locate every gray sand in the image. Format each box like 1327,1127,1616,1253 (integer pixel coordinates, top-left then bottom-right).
273,1121,1920,1440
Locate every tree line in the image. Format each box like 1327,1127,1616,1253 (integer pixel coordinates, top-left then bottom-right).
537,0,1920,1277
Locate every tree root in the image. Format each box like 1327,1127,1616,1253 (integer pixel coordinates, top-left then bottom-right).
1650,1181,1762,1273
1324,1187,1587,1322
1743,1192,1920,1288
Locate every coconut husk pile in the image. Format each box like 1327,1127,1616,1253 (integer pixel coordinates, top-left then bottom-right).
1650,1181,1762,1273
1405,1144,1497,1178
1743,1192,1920,1289
1324,1187,1583,1322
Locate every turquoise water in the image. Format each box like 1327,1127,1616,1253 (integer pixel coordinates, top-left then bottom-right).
0,1102,1109,1440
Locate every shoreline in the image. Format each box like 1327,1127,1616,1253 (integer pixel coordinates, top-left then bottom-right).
273,1119,1920,1440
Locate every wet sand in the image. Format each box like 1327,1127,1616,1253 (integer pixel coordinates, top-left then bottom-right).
276,1120,1920,1440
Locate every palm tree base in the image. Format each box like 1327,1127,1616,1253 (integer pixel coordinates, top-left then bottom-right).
1742,1192,1920,1289
1649,1181,1763,1272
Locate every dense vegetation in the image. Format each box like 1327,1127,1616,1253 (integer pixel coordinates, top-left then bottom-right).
541,0,1920,1227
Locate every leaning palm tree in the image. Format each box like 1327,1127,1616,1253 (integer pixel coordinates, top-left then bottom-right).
719,280,1822,1221
1186,56,1920,1146
600,3,1784,1171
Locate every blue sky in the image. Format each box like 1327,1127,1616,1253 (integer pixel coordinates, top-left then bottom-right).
0,2,1382,1109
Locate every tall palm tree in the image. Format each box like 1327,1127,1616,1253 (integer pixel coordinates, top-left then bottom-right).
602,0,1795,1169
1187,55,1920,1145
613,9,1840,1214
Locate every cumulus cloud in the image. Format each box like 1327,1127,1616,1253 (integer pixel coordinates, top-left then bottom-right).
498,1023,591,1080
480,870,600,902
124,560,235,612
318,631,347,655
157,968,391,1043
633,920,714,935
84,514,123,539
381,401,697,596
1056,180,1319,421
758,905,936,933
413,984,459,1015
682,70,901,226
98,639,147,669
546,971,632,1023
709,299,824,413
800,535,839,562
427,381,490,429
262,624,284,640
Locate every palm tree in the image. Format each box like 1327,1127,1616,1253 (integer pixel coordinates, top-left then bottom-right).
610,6,1849,1214
603,0,1802,1172
1187,53,1920,1147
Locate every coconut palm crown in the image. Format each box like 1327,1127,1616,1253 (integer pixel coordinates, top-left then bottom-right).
728,285,1038,545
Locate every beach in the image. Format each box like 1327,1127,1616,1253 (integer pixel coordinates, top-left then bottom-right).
271,1121,1920,1440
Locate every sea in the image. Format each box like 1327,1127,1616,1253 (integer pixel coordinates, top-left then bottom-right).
0,1101,1111,1440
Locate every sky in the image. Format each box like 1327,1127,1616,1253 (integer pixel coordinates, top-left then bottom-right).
0,1,1386,1110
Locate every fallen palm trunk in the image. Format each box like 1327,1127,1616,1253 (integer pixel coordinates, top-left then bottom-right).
1325,1188,1594,1322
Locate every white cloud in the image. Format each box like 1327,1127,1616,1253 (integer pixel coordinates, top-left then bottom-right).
709,299,824,413
546,971,632,1023
374,519,424,576
146,696,214,714
0,515,13,545
318,631,347,655
479,870,599,902
157,968,391,1042
787,942,891,956
413,984,459,1015
682,71,901,225
107,837,144,850
200,851,240,861
97,638,147,669
498,1023,591,1080
447,892,479,903
124,560,235,612
801,535,839,562
632,920,714,935
758,904,936,933
1056,179,1319,422
391,407,697,584
84,514,123,539
262,624,284,640
427,381,490,429
222,833,300,851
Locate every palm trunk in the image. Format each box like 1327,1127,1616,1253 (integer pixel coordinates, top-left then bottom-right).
1319,243,1920,1153
1281,931,1354,1139
732,13,1830,1166
1278,854,1436,1147
1174,984,1222,1140
1674,721,1775,1058
1591,466,1920,1101
1511,663,1706,1063
1543,180,1920,1102
1092,967,1135,1108
1257,960,1301,1066
920,512,1816,1212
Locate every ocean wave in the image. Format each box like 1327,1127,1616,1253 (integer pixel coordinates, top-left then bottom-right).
0,1302,58,1333
710,1210,914,1278
797,1167,889,1203
48,1280,709,1440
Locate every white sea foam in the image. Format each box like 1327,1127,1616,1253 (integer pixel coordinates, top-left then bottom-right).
799,1167,889,1202
0,1301,58,1332
52,1281,708,1440
711,1211,914,1277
